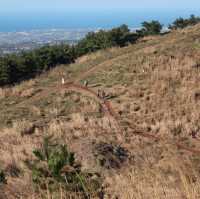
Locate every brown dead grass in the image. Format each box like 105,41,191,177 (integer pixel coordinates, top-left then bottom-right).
106,163,200,199
1,24,200,198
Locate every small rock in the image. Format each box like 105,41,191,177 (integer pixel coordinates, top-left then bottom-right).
134,105,140,112
194,92,200,101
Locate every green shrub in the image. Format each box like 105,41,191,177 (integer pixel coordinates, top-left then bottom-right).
76,24,138,56
169,15,200,30
0,169,6,184
137,20,163,36
0,19,169,87
0,44,75,86
27,136,101,197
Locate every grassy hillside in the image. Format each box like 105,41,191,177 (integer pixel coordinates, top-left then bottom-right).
0,24,200,199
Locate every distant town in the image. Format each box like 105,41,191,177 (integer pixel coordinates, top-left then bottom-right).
0,28,96,55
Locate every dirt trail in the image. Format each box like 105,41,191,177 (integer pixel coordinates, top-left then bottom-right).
15,42,156,108
11,45,200,155
63,83,124,136
129,126,200,155
15,81,200,156
15,49,131,107
74,43,158,83
14,82,124,137
60,83,200,155
74,52,131,83
14,90,200,156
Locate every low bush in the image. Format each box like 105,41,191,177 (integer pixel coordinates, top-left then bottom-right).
26,136,102,198
0,169,6,184
169,14,200,30
0,25,138,86
94,142,129,169
137,20,163,36
2,14,200,87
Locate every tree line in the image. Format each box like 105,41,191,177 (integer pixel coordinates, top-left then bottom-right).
169,14,200,30
0,14,199,86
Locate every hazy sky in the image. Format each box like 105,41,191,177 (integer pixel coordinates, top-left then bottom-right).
0,0,199,31
1,0,200,14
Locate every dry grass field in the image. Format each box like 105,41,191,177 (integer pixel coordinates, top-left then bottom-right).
0,24,200,198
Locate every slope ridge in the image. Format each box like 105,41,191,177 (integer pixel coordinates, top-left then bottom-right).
1,24,200,198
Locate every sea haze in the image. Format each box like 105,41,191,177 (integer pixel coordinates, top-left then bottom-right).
0,9,199,32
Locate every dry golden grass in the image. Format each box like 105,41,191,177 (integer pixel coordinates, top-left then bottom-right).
12,119,35,136
106,164,200,199
12,163,200,199
1,24,200,198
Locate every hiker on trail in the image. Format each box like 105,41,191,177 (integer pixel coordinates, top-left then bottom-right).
83,80,88,87
97,89,101,98
191,131,197,139
97,89,107,100
61,77,65,85
101,90,106,99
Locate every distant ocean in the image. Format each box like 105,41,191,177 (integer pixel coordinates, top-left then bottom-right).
0,10,199,32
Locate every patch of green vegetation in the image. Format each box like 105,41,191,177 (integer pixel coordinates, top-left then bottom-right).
137,20,163,36
0,169,6,184
192,43,200,49
26,136,102,197
169,14,200,30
